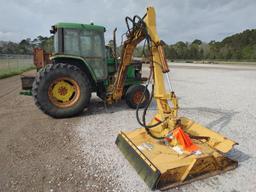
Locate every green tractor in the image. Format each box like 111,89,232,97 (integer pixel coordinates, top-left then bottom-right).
31,22,149,118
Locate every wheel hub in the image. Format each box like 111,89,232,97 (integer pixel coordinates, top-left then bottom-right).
133,91,144,105
52,80,75,102
48,77,80,108
58,86,68,96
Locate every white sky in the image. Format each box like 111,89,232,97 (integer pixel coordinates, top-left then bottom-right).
0,0,255,44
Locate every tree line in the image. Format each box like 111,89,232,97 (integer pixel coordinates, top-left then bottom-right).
0,36,53,55
134,29,256,61
0,28,256,61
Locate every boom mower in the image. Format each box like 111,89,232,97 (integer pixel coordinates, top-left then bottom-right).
115,7,238,190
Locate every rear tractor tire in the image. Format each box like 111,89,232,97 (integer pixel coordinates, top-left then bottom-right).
125,84,150,109
32,63,91,118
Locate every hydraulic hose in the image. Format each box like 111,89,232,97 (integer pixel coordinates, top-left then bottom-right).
135,57,165,140
124,13,165,140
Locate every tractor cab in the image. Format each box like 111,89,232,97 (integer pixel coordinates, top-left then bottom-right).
50,23,108,81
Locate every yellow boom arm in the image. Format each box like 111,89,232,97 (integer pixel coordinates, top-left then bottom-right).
107,7,178,125
107,7,179,138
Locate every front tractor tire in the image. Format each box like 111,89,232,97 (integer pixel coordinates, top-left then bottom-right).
32,63,91,118
125,84,150,109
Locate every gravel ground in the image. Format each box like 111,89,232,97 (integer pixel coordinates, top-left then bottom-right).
0,63,256,192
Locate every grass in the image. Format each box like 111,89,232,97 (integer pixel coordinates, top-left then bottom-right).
0,66,35,79
0,56,34,79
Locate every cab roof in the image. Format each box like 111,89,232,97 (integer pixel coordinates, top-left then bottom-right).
53,22,105,32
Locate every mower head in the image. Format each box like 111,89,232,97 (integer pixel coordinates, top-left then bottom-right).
116,117,238,190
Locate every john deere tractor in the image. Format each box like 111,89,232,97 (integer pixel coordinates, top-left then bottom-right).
31,23,149,118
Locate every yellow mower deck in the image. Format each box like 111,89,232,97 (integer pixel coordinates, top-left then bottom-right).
116,117,238,190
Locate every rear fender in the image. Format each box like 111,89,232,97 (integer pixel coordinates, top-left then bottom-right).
50,54,97,89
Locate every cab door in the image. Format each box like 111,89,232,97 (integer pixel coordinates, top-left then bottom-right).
80,30,107,81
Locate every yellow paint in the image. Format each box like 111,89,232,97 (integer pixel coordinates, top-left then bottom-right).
117,7,238,188
143,7,179,136
52,80,75,102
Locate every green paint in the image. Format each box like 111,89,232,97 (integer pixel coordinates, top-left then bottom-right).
20,90,32,96
51,54,97,82
54,22,105,32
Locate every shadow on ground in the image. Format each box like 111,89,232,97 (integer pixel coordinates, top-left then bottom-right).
80,97,131,117
180,107,251,163
182,107,238,132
